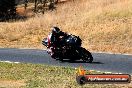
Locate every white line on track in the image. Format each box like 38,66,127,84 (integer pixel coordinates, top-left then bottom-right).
0,60,20,64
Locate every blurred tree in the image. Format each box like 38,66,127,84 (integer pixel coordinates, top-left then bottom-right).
24,0,29,10
0,0,17,20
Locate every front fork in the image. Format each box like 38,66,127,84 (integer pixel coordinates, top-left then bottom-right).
47,47,53,55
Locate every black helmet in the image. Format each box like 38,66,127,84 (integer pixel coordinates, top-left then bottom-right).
51,27,60,34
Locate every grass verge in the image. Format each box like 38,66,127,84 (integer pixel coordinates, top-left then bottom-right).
0,62,131,88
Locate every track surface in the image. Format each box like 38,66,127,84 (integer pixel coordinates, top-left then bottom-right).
0,48,132,74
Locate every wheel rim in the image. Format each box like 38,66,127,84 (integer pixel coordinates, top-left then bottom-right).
82,51,93,63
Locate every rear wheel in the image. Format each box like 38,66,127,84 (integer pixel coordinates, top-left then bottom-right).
81,48,93,63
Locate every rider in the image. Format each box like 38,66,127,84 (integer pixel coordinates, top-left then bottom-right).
48,26,68,58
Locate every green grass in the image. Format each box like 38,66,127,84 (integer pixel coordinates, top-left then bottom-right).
0,62,128,88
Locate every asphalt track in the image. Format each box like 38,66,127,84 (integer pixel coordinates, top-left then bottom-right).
0,48,132,74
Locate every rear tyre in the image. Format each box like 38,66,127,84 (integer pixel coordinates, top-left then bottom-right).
81,48,93,63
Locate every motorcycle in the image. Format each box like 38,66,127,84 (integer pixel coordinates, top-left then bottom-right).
42,34,93,63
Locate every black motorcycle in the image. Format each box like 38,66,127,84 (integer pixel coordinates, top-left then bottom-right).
42,34,93,63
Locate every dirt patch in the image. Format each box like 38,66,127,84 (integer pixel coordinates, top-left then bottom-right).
0,80,26,88
16,6,34,17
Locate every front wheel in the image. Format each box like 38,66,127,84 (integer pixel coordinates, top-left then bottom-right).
81,48,93,63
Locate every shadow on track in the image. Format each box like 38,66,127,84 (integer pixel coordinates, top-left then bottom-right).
58,59,104,64
89,61,104,64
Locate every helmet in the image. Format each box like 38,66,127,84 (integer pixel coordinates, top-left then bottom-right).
51,27,60,34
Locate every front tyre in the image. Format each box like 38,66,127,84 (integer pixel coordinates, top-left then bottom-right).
81,48,93,63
